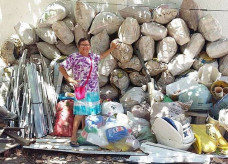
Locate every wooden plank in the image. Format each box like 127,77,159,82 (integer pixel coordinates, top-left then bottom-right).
3,131,31,146
0,138,15,143
0,143,19,154
4,127,25,131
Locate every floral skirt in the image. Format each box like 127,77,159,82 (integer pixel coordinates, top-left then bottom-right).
73,91,101,115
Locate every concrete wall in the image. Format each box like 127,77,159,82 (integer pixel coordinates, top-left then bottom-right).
0,0,57,45
195,0,228,38
0,0,228,46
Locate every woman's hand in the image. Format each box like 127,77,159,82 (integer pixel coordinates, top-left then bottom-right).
110,42,118,50
59,66,80,87
67,77,80,87
100,42,118,60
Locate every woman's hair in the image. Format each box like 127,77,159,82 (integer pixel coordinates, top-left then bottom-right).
78,38,90,46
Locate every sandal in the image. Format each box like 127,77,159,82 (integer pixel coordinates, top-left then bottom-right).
70,141,80,147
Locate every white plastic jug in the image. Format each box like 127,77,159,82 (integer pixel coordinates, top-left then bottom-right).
198,64,221,87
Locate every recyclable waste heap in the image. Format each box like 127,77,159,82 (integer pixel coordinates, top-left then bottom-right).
1,0,228,157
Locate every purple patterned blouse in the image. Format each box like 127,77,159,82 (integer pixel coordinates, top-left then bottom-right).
60,53,100,92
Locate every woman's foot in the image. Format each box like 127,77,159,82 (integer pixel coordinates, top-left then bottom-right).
71,115,84,147
70,141,79,147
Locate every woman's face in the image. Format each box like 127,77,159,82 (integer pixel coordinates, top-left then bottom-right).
78,40,91,55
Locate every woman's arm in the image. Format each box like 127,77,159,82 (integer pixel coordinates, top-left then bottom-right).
100,42,118,60
59,65,79,86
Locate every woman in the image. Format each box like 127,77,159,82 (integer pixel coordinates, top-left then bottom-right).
59,38,117,146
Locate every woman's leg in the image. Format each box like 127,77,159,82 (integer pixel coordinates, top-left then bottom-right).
82,116,85,129
71,115,83,143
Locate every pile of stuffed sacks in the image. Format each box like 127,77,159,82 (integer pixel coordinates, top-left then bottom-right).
56,77,228,154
